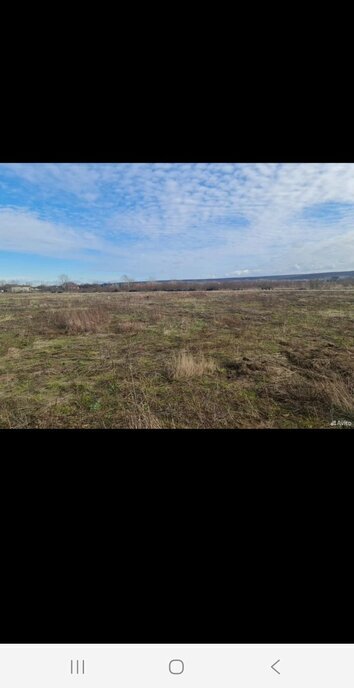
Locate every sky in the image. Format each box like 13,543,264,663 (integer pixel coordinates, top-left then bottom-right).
0,162,354,283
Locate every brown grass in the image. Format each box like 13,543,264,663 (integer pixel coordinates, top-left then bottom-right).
128,410,162,428
271,375,354,419
1,289,353,428
171,351,218,379
114,321,145,334
49,307,110,334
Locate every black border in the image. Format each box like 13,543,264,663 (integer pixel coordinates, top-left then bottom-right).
2,428,352,643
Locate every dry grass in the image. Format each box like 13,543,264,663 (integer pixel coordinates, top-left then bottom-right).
114,321,145,334
128,410,162,429
322,378,354,414
171,351,218,379
49,306,110,334
270,373,354,422
1,289,353,428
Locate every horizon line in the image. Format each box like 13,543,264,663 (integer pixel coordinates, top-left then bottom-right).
1,269,354,286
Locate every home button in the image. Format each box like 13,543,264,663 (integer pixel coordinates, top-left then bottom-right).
169,659,184,675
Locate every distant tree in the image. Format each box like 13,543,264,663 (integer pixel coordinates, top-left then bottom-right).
58,274,69,285
121,274,135,291
145,276,158,291
58,274,78,292
58,273,74,291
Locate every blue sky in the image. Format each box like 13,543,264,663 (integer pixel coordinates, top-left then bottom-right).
0,163,354,283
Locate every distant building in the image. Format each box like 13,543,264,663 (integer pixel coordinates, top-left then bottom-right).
8,285,34,293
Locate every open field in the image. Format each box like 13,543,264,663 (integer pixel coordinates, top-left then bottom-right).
0,289,353,428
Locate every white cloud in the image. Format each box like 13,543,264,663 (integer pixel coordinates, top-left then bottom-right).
0,208,106,257
0,163,117,203
1,163,354,278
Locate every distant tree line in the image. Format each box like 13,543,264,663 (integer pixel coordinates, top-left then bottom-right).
2,274,354,294
26,277,354,293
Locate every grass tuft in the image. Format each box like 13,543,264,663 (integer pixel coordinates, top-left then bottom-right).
171,351,218,379
49,307,110,334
